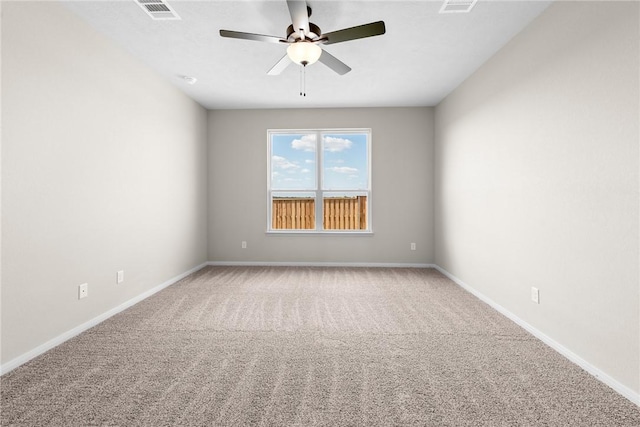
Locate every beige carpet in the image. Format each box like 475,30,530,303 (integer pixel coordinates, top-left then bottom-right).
2,266,639,426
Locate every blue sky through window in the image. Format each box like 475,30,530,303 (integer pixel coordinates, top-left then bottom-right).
271,132,368,192
322,133,368,191
271,133,316,190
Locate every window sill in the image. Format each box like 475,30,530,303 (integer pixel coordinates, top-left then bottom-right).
265,230,373,236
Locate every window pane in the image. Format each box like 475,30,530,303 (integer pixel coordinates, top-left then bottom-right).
322,133,368,191
271,133,316,190
271,192,316,230
322,192,368,230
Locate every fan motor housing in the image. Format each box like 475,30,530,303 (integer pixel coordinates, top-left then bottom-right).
286,23,322,42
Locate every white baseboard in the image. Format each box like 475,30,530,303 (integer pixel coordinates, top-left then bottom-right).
207,261,435,268
0,262,209,376
432,265,640,407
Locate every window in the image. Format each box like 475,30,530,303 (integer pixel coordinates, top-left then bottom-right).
268,129,371,233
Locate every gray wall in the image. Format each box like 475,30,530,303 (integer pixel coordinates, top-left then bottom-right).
208,108,434,265
1,2,208,364
434,1,639,394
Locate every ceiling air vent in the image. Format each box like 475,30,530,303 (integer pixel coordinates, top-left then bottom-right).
135,0,181,20
439,0,478,14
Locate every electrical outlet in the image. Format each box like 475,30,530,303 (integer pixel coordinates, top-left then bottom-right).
241,241,247,249
78,283,88,300
117,270,124,284
410,242,416,251
531,287,540,304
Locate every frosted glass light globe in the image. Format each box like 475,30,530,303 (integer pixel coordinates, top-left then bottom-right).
287,42,322,66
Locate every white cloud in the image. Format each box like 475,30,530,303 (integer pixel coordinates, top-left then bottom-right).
291,134,316,152
305,159,315,164
323,136,352,152
272,155,300,170
301,168,311,174
327,166,358,174
348,175,358,179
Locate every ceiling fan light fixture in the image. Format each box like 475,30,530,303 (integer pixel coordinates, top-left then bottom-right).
286,42,322,66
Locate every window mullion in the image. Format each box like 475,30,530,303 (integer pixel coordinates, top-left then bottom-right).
315,131,323,230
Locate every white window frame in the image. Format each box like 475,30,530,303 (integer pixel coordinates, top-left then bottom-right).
267,128,372,234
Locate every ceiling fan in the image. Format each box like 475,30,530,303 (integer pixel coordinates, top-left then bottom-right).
219,0,386,77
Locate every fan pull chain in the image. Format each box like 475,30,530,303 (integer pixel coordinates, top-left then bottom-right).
299,65,307,97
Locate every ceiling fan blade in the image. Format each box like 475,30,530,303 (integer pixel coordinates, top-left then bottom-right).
286,0,310,37
267,54,292,75
219,29,286,44
318,49,351,75
322,21,386,45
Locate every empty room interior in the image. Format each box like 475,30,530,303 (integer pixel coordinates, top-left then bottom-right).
2,0,639,425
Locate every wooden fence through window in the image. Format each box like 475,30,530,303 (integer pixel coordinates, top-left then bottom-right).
272,196,367,230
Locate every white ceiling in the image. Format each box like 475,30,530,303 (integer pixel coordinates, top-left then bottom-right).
63,0,552,110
